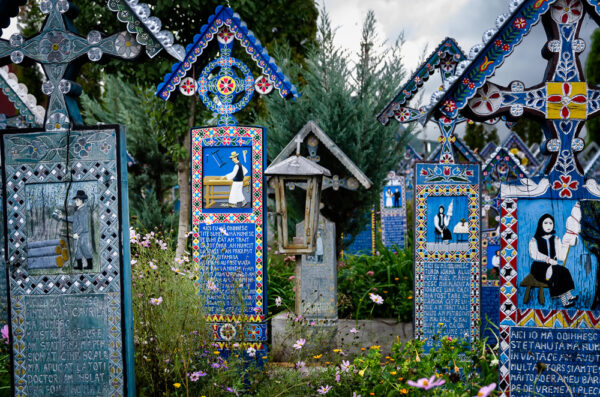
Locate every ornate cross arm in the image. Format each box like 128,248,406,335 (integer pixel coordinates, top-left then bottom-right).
0,0,151,131
107,0,185,61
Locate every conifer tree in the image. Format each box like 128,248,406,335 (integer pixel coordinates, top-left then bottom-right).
260,10,408,242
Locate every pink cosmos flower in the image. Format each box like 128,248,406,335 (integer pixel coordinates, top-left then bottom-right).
340,360,350,372
350,328,359,334
366,270,374,276
149,297,163,306
407,375,445,390
476,382,496,397
1,325,8,344
369,293,384,304
275,296,282,307
293,338,306,349
149,261,157,270
317,385,332,394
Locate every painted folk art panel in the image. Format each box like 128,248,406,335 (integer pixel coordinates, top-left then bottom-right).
500,197,600,397
2,126,133,396
414,163,480,349
191,126,266,354
380,172,407,249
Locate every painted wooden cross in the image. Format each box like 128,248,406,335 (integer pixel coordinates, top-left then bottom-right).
0,0,183,131
431,0,600,199
426,1,600,395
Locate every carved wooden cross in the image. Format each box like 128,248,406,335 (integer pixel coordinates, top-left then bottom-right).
0,0,178,132
445,0,599,196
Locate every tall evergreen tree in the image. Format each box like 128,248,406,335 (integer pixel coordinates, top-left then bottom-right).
511,117,543,146
260,10,408,243
464,122,499,152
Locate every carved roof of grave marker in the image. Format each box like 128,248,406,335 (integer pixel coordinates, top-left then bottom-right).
0,66,45,127
480,141,499,160
271,120,372,189
502,131,541,168
156,5,298,101
482,145,529,182
377,37,467,125
107,0,186,61
265,154,331,177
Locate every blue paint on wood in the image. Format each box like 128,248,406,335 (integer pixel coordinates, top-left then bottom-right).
480,286,499,342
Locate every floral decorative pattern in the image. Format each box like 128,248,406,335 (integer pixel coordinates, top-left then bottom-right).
551,0,583,24
114,32,141,59
39,31,71,63
419,164,474,183
552,174,578,197
254,75,273,94
74,137,92,157
546,82,587,119
469,83,502,116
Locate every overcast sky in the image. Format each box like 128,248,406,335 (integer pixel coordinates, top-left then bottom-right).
319,0,598,142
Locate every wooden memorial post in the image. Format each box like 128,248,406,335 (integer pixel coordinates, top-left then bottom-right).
428,1,600,395
156,6,299,358
269,121,372,322
378,37,482,349
0,1,184,395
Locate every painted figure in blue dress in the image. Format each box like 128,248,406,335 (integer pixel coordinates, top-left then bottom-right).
528,206,581,307
434,202,453,244
54,190,94,270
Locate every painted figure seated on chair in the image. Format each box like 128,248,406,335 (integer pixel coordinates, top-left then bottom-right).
528,213,578,307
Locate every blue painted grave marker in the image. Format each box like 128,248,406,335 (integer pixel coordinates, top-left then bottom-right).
380,172,407,249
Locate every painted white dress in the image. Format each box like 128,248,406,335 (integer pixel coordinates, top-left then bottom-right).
225,164,248,204
385,190,393,208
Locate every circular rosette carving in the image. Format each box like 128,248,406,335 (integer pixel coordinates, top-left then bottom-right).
179,77,197,96
115,32,142,59
254,75,273,95
217,26,235,45
551,0,583,24
219,323,237,341
197,56,254,116
468,83,502,117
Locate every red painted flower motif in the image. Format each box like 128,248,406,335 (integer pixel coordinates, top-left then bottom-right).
426,63,434,71
470,83,502,114
466,170,473,177
443,167,451,176
421,169,428,176
462,78,470,85
394,107,412,122
551,0,582,24
502,44,510,51
222,137,232,145
494,39,502,47
513,18,527,29
443,100,457,113
547,82,586,119
552,175,578,198
468,82,475,89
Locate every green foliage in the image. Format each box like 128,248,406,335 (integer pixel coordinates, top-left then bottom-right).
338,245,413,322
253,331,499,397
510,118,544,147
80,75,179,231
587,29,600,144
463,123,499,152
266,253,296,316
260,10,407,240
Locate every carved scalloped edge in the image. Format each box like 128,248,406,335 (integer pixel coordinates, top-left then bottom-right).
0,66,45,126
424,0,536,116
155,6,299,102
377,37,467,125
107,0,185,61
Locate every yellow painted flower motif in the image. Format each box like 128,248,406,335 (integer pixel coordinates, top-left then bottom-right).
173,383,181,388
